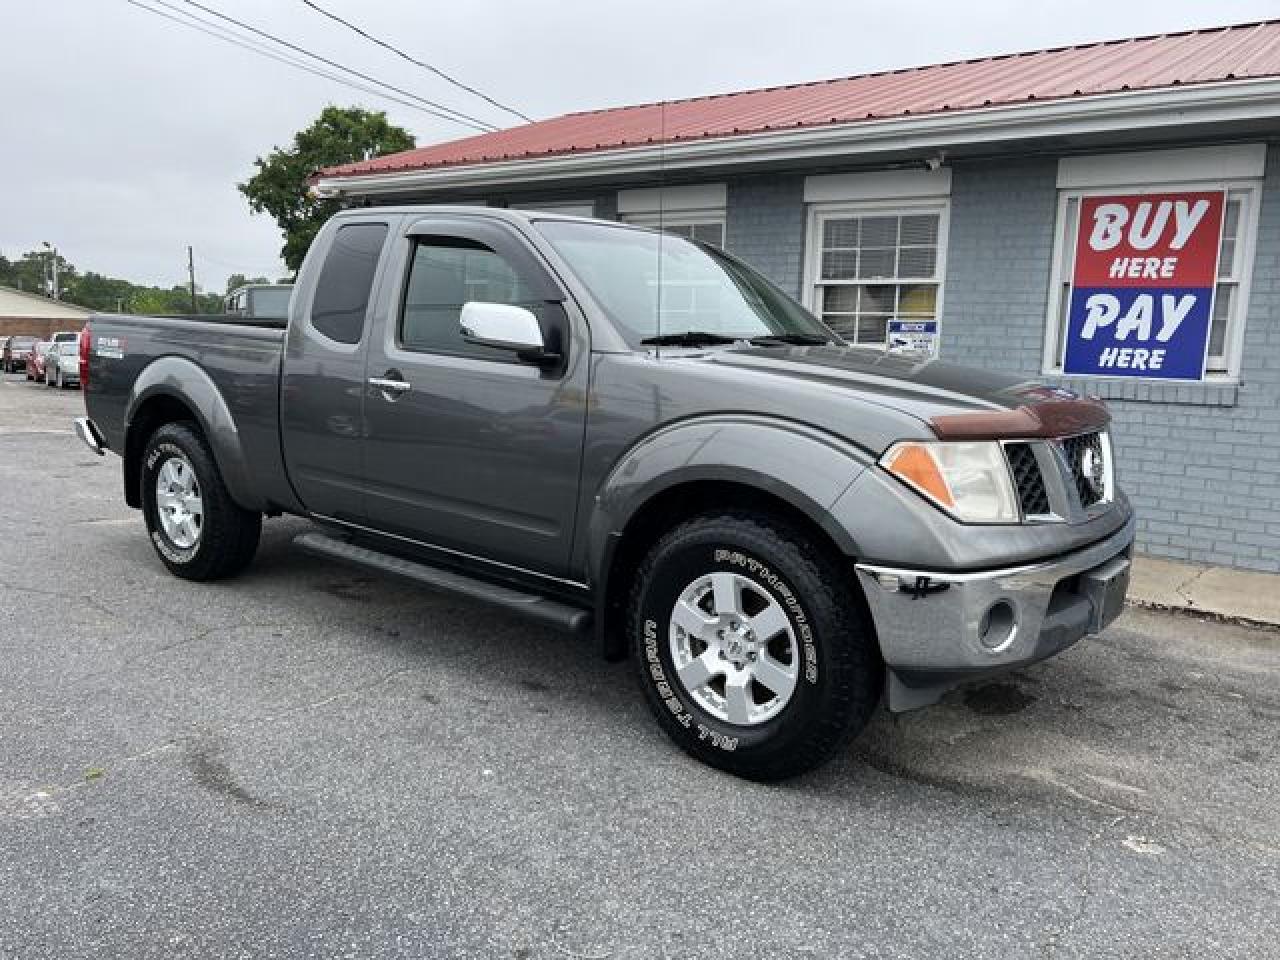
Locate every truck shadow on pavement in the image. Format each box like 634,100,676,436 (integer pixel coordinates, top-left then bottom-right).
194,518,1277,834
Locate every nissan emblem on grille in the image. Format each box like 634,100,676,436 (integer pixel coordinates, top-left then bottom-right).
1060,432,1107,507
1081,445,1105,499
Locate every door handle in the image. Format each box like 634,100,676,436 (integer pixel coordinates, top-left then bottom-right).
368,372,411,398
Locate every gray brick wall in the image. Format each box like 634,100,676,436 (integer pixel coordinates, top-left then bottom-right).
940,159,1060,367
940,152,1280,572
726,175,807,299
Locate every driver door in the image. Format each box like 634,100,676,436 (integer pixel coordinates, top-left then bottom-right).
361,217,590,579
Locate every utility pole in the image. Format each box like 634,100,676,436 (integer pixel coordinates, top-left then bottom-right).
187,246,198,314
42,241,60,300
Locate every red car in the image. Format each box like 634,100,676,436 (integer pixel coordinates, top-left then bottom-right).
25,341,50,381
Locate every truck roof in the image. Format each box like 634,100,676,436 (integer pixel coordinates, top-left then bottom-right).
329,205,630,228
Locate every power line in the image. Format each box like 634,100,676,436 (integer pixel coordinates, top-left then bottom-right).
299,0,532,124
178,0,499,131
123,0,486,127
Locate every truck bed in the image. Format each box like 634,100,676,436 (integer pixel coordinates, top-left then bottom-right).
85,313,293,513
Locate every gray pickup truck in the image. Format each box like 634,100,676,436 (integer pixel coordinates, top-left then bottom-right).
75,207,1133,779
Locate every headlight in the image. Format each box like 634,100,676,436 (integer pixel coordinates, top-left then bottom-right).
881,440,1019,523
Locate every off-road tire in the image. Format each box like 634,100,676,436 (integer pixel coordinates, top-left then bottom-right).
141,422,261,581
629,512,882,780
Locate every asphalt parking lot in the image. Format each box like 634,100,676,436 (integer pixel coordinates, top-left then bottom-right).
2,371,1278,959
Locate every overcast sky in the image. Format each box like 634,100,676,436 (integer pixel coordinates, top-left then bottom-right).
4,0,1278,294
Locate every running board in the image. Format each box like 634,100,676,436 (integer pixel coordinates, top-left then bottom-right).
294,531,593,635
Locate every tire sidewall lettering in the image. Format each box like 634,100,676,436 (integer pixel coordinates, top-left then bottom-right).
713,548,818,685
144,440,198,565
639,543,823,753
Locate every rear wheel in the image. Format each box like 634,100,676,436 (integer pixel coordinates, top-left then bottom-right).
629,512,882,780
140,423,261,580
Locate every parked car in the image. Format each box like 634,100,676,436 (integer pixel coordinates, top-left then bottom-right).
225,283,292,322
3,335,37,373
25,340,50,381
76,207,1133,780
45,341,81,389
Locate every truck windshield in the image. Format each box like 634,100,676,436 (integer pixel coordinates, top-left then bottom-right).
536,220,839,348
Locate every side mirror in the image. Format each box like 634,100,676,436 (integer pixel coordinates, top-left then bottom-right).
459,301,560,367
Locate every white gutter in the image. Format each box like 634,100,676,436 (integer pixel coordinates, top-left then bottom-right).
311,78,1280,198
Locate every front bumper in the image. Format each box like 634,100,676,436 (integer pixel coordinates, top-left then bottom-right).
855,512,1135,711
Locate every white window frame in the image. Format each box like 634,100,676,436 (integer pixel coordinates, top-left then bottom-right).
618,208,727,246
1044,145,1265,382
802,197,951,350
616,183,727,246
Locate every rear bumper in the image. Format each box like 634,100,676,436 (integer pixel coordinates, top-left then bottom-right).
855,513,1135,711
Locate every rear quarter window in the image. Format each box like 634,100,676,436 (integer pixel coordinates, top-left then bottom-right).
310,222,389,344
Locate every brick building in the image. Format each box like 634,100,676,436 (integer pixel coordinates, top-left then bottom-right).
0,286,90,340
313,21,1280,572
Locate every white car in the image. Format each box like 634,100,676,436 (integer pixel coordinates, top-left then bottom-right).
45,340,80,389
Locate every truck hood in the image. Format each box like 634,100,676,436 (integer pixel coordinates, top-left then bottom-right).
698,345,1108,440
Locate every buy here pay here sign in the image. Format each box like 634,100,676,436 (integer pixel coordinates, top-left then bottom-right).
1062,191,1224,381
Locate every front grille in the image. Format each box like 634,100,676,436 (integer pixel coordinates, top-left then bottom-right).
1005,442,1050,516
1060,431,1108,508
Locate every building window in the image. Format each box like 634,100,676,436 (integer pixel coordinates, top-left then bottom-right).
616,184,728,248
804,202,947,347
1044,183,1260,378
617,211,726,247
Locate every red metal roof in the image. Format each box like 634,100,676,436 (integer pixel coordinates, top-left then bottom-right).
321,19,1280,180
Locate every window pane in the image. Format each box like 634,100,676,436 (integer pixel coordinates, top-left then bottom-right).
858,248,896,279
1056,282,1071,366
860,216,896,247
900,215,939,246
1218,238,1236,278
897,284,937,316
897,247,937,278
1209,284,1233,361
822,286,858,313
821,250,858,280
1222,196,1243,241
860,285,896,315
823,218,858,249
400,239,542,359
691,222,725,247
822,314,856,338
856,315,889,345
311,223,388,344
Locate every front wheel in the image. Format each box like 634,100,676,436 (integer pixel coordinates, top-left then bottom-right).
629,512,882,780
141,422,261,581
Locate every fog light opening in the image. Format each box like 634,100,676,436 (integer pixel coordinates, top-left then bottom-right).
979,600,1017,652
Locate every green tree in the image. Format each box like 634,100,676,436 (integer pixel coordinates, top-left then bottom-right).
224,273,270,295
63,271,136,312
0,249,76,298
239,106,415,271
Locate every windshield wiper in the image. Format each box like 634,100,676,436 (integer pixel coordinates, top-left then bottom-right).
640,331,739,347
747,333,831,346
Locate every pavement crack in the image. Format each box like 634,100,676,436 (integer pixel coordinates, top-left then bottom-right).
1039,815,1124,958
1173,566,1210,608
25,666,412,805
